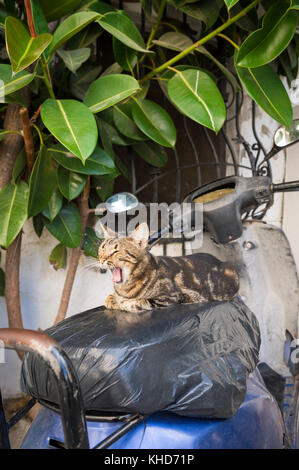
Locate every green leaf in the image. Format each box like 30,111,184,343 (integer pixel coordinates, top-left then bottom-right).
100,62,123,77
39,0,82,21
28,146,57,217
43,203,82,248
93,174,116,201
171,0,223,29
57,48,91,74
41,99,98,163
196,46,240,91
70,62,102,100
33,214,44,238
83,1,115,14
67,22,102,49
237,2,298,68
224,0,240,9
82,226,102,258
84,74,140,113
291,0,299,9
0,181,29,248
0,268,5,296
132,99,176,148
152,32,193,52
133,141,168,167
57,166,88,201
167,69,226,133
5,17,52,73
234,54,293,127
11,148,26,183
49,11,101,54
30,0,49,35
49,243,67,270
113,37,138,72
42,186,63,221
113,103,147,141
48,144,118,175
97,115,133,146
97,11,149,53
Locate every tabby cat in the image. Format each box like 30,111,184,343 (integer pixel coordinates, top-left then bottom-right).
98,223,239,313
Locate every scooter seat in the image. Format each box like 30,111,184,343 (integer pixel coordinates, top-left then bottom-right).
21,297,260,419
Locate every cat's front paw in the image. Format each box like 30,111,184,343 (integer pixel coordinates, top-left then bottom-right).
104,294,119,310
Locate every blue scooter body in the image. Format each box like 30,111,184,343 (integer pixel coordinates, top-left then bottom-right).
21,368,285,449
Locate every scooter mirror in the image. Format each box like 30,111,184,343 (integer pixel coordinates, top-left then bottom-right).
105,192,139,213
274,119,299,148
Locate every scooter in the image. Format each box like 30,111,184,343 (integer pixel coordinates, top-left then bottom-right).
1,121,299,450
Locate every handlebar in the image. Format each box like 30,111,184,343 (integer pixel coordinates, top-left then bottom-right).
0,328,89,449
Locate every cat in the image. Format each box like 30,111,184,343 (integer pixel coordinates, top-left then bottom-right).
98,223,239,313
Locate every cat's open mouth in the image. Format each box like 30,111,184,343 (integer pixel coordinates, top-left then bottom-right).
111,266,122,283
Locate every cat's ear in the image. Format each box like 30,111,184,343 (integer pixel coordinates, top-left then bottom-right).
130,223,149,249
100,222,118,239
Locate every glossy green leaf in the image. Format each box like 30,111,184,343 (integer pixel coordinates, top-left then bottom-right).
11,148,26,183
41,99,98,163
0,268,4,296
43,203,82,248
197,46,240,91
57,166,87,201
113,103,147,141
42,187,63,221
93,174,116,201
48,144,117,175
30,0,49,35
84,74,140,113
49,243,67,270
28,146,56,217
5,17,52,73
113,37,137,72
84,1,115,14
172,0,223,29
237,2,298,68
224,0,240,9
133,141,168,167
70,62,102,100
152,32,193,52
0,181,29,248
82,226,102,258
291,0,299,9
57,48,91,74
167,69,226,133
97,117,133,146
235,57,292,127
132,99,176,148
100,62,123,77
97,11,149,53
33,214,44,238
49,11,100,54
39,0,82,21
67,22,102,49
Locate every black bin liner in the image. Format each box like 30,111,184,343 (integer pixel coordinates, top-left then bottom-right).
21,297,260,419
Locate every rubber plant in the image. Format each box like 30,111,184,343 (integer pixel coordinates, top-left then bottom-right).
0,0,298,338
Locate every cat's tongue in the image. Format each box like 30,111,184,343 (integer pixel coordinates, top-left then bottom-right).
112,267,122,283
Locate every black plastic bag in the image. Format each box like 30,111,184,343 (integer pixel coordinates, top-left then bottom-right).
21,297,260,419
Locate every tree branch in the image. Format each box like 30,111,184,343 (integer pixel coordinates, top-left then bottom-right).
19,107,35,180
54,178,90,325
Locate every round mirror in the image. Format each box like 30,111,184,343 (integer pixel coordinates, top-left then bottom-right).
105,192,139,213
274,119,299,148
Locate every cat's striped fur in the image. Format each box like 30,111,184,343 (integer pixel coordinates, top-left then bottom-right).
98,223,239,313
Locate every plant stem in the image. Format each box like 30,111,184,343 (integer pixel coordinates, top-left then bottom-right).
142,0,261,82
19,107,35,181
54,177,90,325
146,0,167,49
24,0,37,38
41,60,55,99
218,33,240,50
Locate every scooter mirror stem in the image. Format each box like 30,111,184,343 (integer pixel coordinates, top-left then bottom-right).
272,180,299,193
